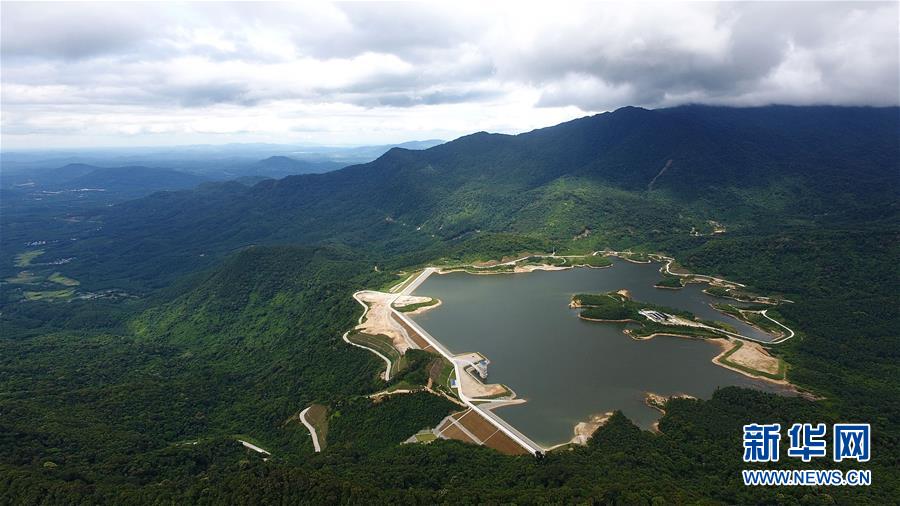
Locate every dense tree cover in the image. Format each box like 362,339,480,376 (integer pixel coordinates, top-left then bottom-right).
3,390,895,504
5,236,896,504
654,275,684,288
327,394,456,453
2,105,898,503
387,349,434,386
682,229,900,427
0,247,439,487
575,293,637,321
575,292,695,321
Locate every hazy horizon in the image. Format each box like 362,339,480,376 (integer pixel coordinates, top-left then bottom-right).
5,102,898,154
0,138,447,154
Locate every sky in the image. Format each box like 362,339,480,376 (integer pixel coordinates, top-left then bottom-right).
2,1,898,149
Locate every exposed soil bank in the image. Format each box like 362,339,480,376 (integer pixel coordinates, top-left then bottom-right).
355,290,414,352
710,338,807,395
547,412,615,451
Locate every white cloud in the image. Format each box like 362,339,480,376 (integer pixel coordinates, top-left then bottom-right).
1,1,897,148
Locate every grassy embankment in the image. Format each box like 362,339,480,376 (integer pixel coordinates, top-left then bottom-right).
429,359,456,393
380,354,460,400
304,404,329,450
345,330,445,388
568,255,613,267
394,298,439,313
443,263,516,274
412,430,438,443
346,332,403,378
384,270,421,293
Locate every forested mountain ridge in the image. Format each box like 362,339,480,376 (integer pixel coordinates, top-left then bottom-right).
0,164,208,192
61,165,208,195
245,155,346,177
38,105,898,290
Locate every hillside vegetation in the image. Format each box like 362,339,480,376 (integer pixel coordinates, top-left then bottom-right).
24,105,895,289
1,105,898,503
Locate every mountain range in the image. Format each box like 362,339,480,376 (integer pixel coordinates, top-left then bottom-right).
40,105,898,289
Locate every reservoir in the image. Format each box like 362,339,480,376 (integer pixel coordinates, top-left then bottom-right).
410,259,788,448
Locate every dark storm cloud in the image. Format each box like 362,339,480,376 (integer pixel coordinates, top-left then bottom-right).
520,2,899,109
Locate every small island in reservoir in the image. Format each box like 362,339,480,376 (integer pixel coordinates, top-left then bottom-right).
654,275,684,289
571,291,734,340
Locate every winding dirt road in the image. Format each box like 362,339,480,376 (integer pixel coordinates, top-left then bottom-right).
299,406,322,453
